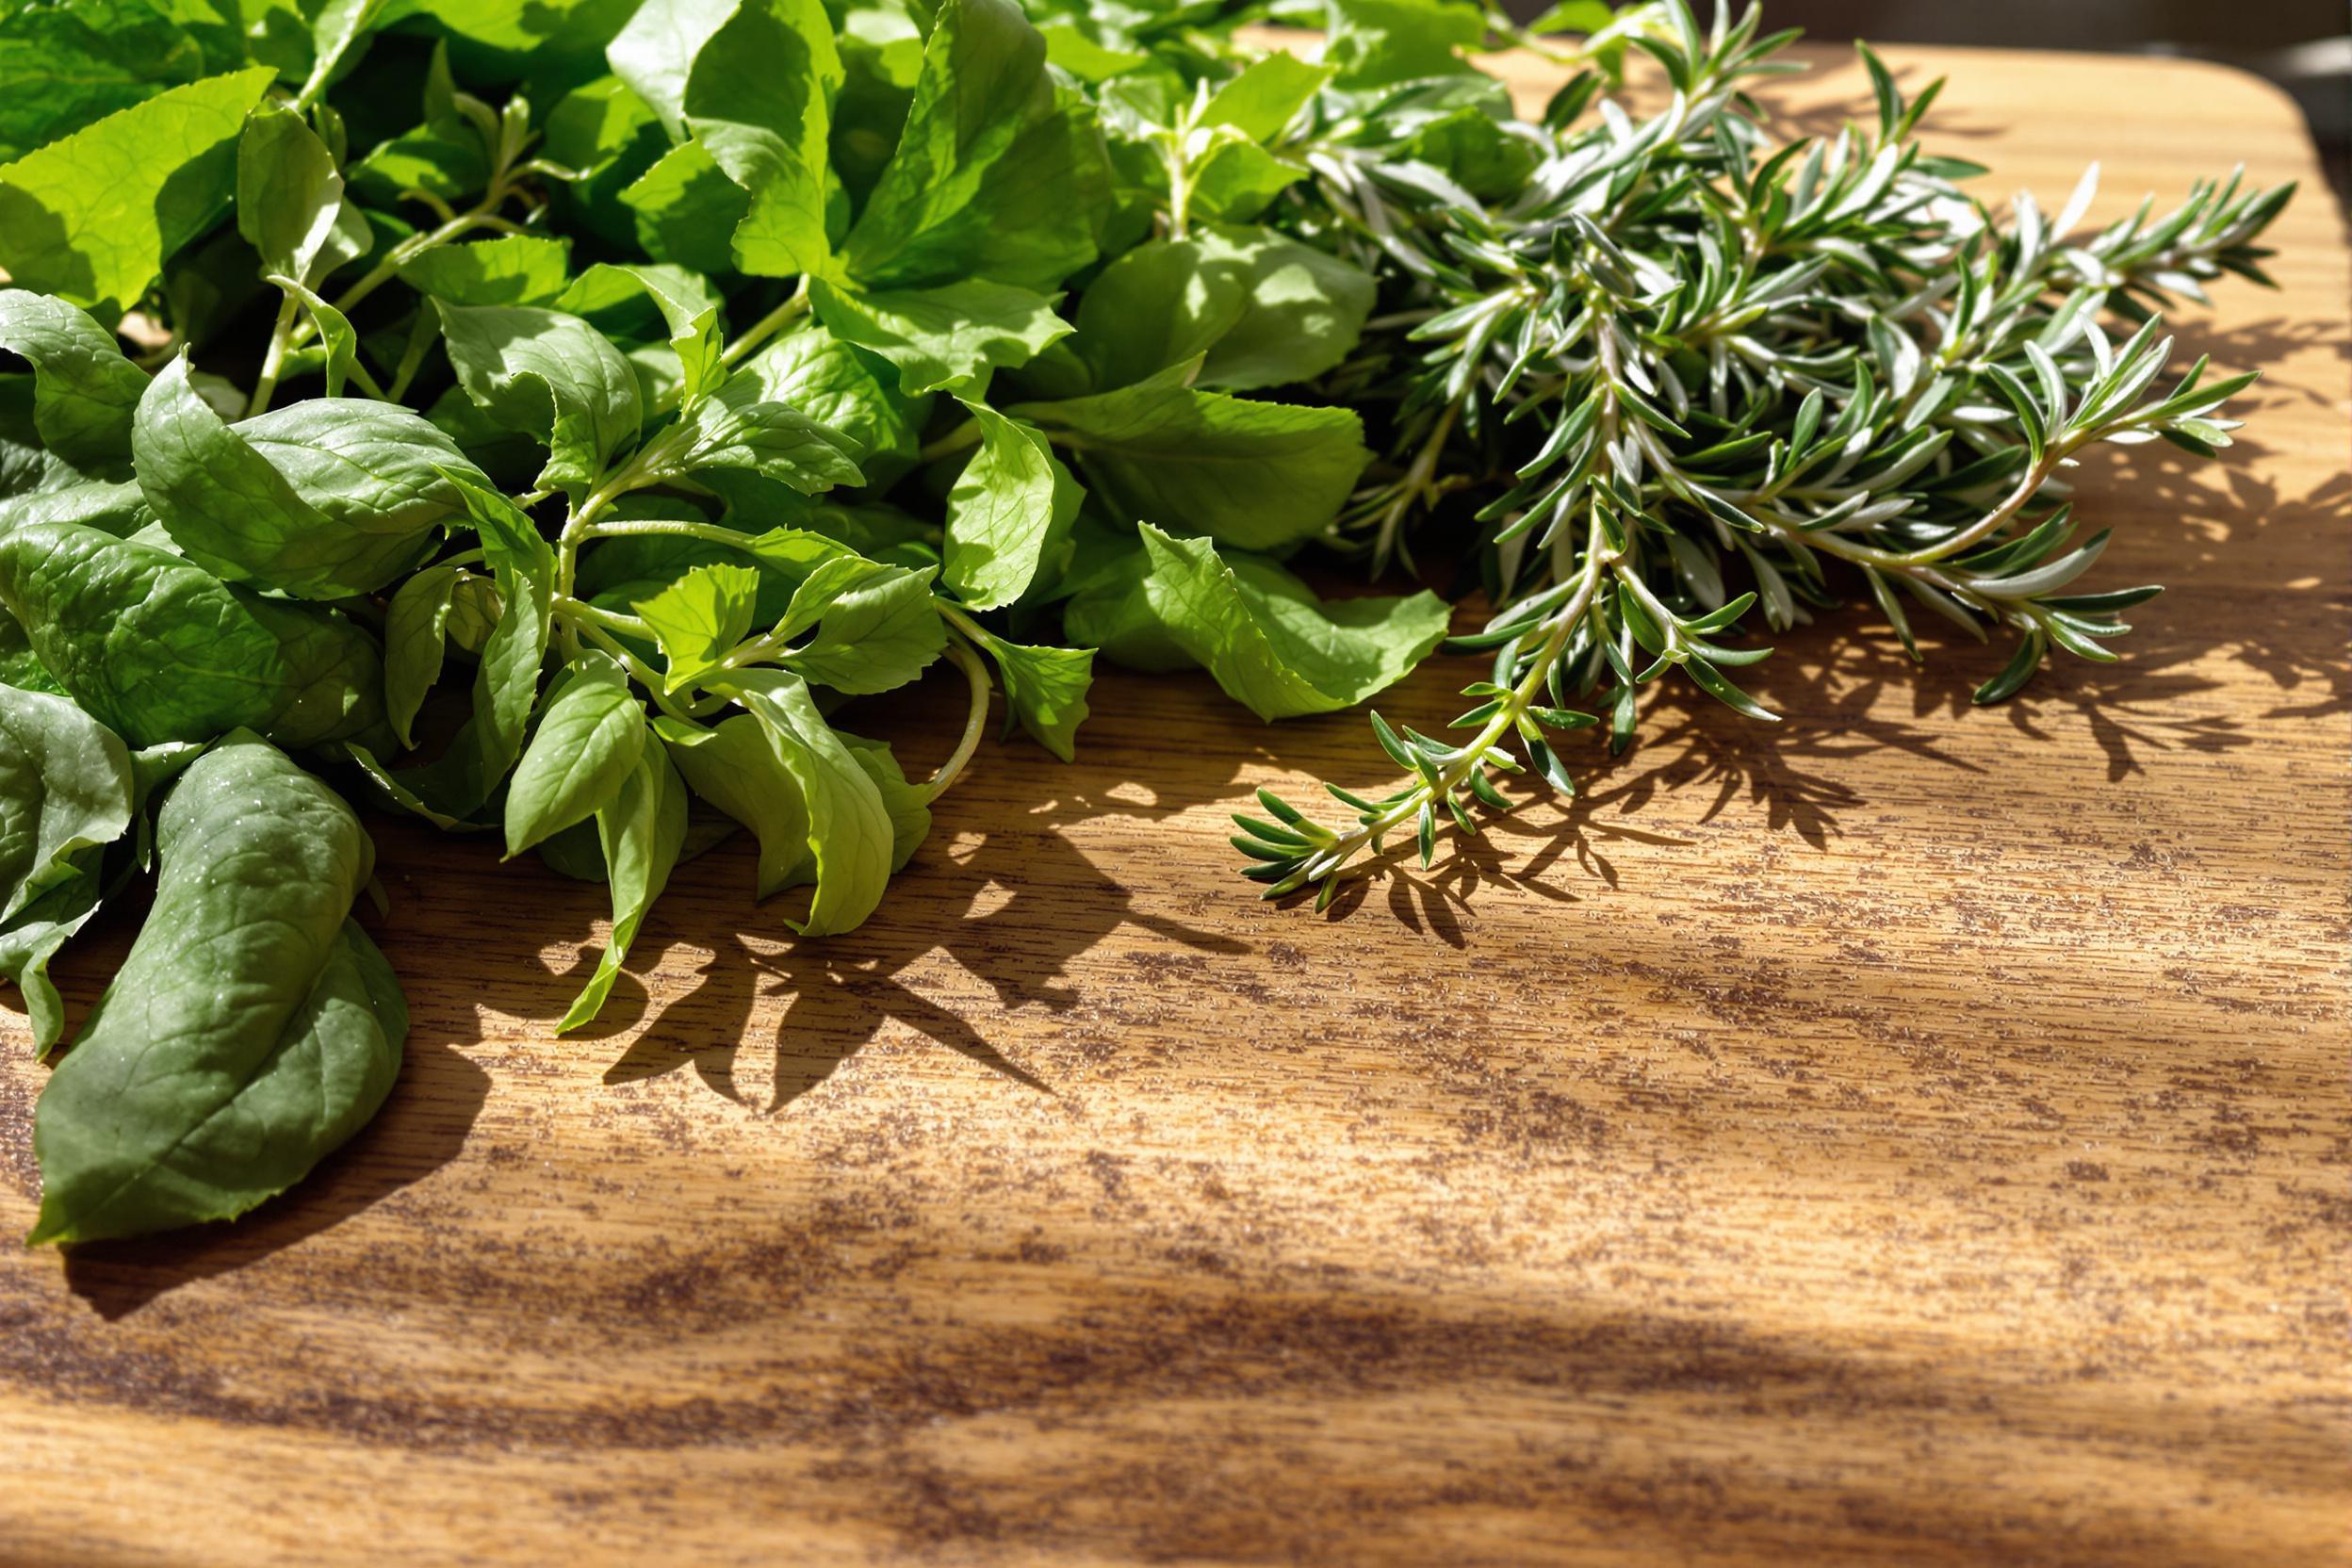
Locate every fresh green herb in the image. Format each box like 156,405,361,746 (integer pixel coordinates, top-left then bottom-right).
0,0,2284,1242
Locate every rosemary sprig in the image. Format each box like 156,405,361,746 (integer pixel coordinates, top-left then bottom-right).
1245,1,2289,901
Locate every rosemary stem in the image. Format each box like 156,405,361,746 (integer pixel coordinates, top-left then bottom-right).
1310,520,1611,885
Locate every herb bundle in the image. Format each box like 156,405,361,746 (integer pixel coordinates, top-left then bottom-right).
0,0,2284,1243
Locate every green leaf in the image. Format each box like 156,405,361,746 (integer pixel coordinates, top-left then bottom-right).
840,730,931,871
1117,524,1449,721
0,65,275,317
657,711,810,897
723,318,930,480
618,139,750,275
393,472,553,815
268,273,376,399
1200,52,1331,143
605,0,737,139
0,855,107,1054
436,303,643,494
0,684,133,923
635,561,760,691
0,0,207,164
724,668,893,936
1013,382,1370,551
28,730,403,1244
505,652,645,855
398,235,575,307
556,261,727,413
560,723,685,1033
0,517,384,749
680,378,865,493
1037,21,1146,83
0,478,148,539
1322,0,1485,88
966,627,1093,761
0,287,151,466
778,560,944,694
1072,224,1375,392
840,0,1105,292
134,358,481,597
302,0,396,106
1185,135,1307,224
943,400,1079,611
679,0,843,279
382,562,464,749
237,103,365,289
0,725,182,1052
809,276,1070,395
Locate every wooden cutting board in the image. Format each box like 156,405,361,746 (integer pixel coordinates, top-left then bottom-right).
3,41,2345,1568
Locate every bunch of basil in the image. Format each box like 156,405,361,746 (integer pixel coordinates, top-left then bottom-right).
0,0,1464,1242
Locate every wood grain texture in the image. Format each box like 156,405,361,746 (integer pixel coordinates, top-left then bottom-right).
3,41,2346,1568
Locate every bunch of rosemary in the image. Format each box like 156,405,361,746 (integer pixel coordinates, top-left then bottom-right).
1231,1,2289,904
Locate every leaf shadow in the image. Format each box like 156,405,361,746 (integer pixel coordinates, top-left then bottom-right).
601,777,1250,1115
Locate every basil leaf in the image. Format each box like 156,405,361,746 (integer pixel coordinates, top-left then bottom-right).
556,261,727,414
135,358,482,597
618,139,749,275
238,592,394,752
269,273,373,399
1074,225,1375,393
393,472,553,816
1013,383,1370,551
657,711,810,898
436,302,643,495
0,66,275,317
679,377,864,494
809,275,1070,395
0,518,385,748
634,561,759,692
1200,52,1331,143
604,0,735,139
0,860,106,1054
725,319,930,482
1079,524,1450,720
558,727,685,1033
0,288,150,466
237,103,366,289
0,0,207,163
1036,22,1146,83
724,669,892,936
966,627,1094,761
942,400,1079,611
0,684,132,924
778,560,943,694
0,478,148,538
675,0,842,279
0,602,62,695
840,731,930,871
841,0,1104,292
28,730,404,1245
398,235,576,308
1185,135,1306,225
1324,0,1487,88
382,562,464,749
505,652,645,855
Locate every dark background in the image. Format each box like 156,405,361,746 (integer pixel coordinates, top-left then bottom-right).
1501,0,2352,199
